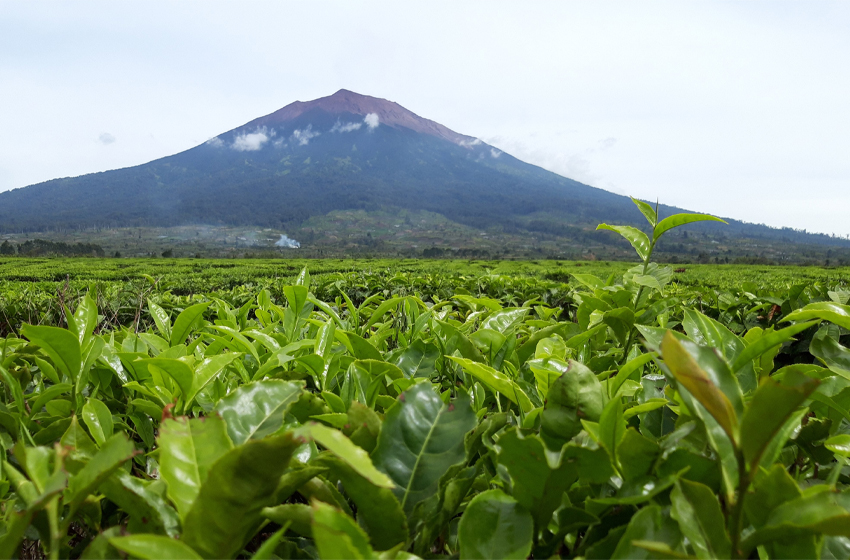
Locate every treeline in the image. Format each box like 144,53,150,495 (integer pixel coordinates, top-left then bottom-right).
0,239,105,257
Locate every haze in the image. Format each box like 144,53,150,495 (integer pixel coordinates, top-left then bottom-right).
1,1,848,236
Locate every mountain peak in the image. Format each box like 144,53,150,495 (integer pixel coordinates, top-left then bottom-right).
244,89,474,144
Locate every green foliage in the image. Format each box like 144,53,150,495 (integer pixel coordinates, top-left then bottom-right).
0,205,847,559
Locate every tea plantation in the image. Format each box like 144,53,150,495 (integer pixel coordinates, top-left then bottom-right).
0,204,849,558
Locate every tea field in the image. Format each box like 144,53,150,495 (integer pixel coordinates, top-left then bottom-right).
1,205,850,559
0,257,847,336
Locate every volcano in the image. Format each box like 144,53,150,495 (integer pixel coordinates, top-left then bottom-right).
0,89,846,251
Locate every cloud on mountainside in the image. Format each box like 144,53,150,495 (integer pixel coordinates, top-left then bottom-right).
206,136,224,147
459,138,482,147
232,127,274,151
331,113,379,133
98,133,116,145
330,120,363,133
292,125,320,145
490,148,501,159
364,113,379,129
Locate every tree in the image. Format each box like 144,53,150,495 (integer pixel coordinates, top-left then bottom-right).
0,240,15,255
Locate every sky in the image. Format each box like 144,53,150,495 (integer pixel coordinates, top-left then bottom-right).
1,1,849,236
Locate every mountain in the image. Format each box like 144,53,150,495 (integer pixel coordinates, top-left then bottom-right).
0,89,847,255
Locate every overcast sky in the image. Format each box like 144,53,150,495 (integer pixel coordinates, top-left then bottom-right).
2,1,849,235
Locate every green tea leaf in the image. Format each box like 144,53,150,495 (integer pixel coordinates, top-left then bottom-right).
458,490,533,560
609,352,655,398
66,432,136,506
540,360,604,448
263,503,313,537
158,415,233,520
372,382,476,516
825,434,850,457
740,370,818,472
147,299,172,341
597,224,651,261
481,307,530,334
653,213,726,241
604,307,635,346
170,301,212,347
186,352,240,408
181,433,301,559
670,479,731,559
611,505,682,559
110,535,202,560
732,321,817,373
100,470,181,537
0,364,25,416
632,197,658,227
527,357,569,404
311,499,376,560
213,379,302,445
449,357,534,413
741,489,850,555
682,308,745,366
61,415,97,458
139,358,193,401
306,423,393,488
810,329,850,378
317,454,408,551
21,324,82,381
413,464,479,557
28,382,72,418
618,429,660,481
393,339,439,379
495,429,577,529
209,325,261,364
661,332,739,445
82,398,114,446
784,302,850,331
599,397,626,470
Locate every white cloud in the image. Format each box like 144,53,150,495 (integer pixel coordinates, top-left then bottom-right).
487,135,599,185
206,136,224,148
331,120,363,133
291,125,319,145
232,127,273,151
364,113,379,129
490,148,501,159
98,133,116,145
459,138,482,147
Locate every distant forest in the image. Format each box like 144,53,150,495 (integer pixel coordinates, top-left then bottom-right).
0,239,105,257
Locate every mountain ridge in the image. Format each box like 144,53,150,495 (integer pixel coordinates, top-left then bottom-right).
238,89,474,144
